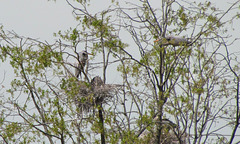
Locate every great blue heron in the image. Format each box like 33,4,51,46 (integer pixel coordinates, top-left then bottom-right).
91,76,105,105
91,76,104,90
154,35,191,46
75,50,92,78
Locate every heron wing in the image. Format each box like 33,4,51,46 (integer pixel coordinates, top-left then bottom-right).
75,63,81,78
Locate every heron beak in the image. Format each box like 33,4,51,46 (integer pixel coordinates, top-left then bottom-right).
154,39,160,43
87,52,93,55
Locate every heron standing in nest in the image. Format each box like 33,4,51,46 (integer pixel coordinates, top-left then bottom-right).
75,50,93,78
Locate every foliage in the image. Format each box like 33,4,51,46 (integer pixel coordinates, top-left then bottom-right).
1,0,240,143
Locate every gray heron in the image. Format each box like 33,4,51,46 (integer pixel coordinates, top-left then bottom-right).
75,50,92,78
154,35,191,46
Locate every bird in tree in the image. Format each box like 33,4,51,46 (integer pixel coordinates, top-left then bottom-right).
75,50,92,78
154,35,192,46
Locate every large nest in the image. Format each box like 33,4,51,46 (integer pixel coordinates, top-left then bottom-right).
74,76,119,113
138,117,186,144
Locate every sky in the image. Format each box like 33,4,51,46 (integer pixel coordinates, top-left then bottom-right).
0,0,77,90
0,0,238,40
0,0,77,41
0,0,240,143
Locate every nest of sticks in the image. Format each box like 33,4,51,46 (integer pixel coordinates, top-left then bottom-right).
72,76,120,112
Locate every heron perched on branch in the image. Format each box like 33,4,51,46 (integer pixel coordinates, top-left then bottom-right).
154,35,192,46
75,50,92,78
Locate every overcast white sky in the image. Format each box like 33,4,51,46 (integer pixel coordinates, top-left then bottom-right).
0,0,77,41
0,0,233,38
0,0,238,45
